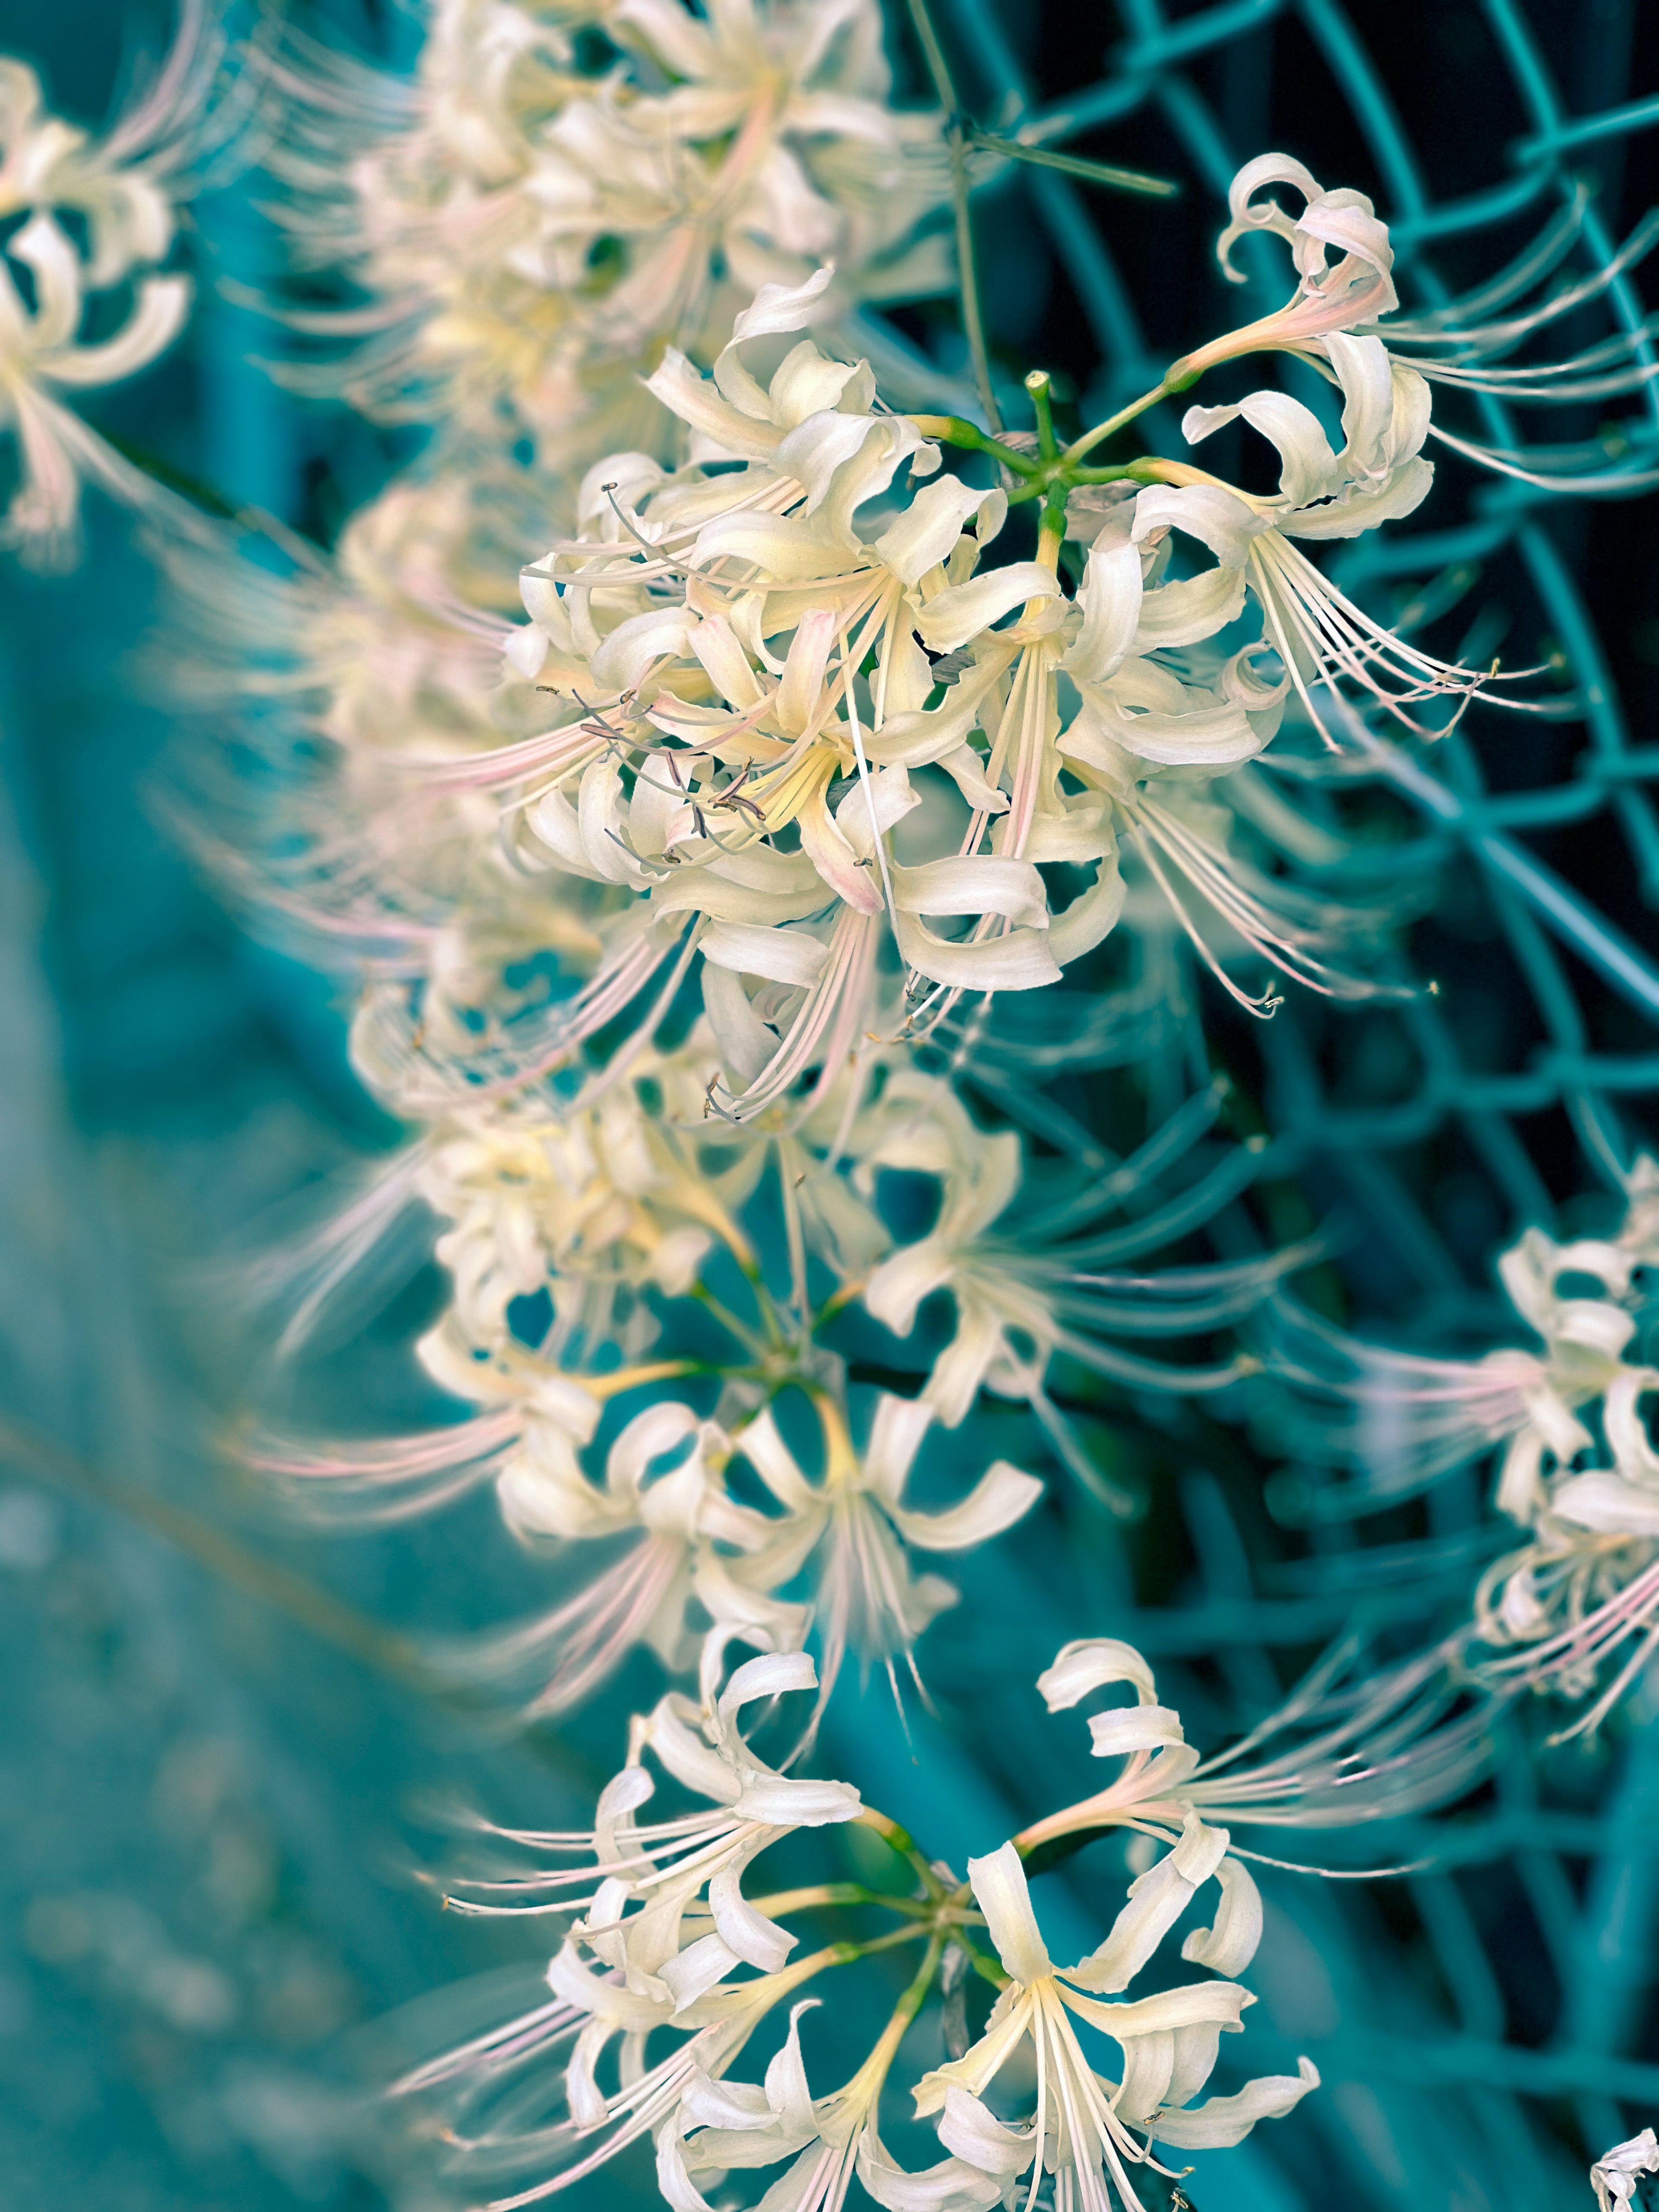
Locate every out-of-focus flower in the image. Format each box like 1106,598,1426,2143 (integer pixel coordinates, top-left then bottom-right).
0,1,229,283
265,0,950,456
0,209,190,563
1015,1635,1492,1859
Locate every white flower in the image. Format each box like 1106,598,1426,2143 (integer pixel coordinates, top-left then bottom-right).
416,1054,755,1345
1271,1174,1659,1735
505,267,1116,1105
436,1399,804,1719
660,1993,1009,2212
0,210,191,563
448,1649,858,1971
1016,1635,1488,1858
1135,333,1500,769
1593,2129,1659,2212
1270,1208,1651,1524
1214,153,1396,337
856,1068,1278,1429
419,1653,865,2208
728,1389,1042,1699
911,1831,1316,2212
255,1308,611,1523
1179,154,1659,494
859,1076,1042,1426
264,0,948,449
0,10,222,286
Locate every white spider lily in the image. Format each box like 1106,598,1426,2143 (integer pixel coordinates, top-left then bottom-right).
659,1998,833,2212
416,1063,756,1344
1270,1212,1651,1521
445,1652,859,1999
1182,156,1659,493
488,260,1436,1101
505,272,1101,1106
859,1078,1044,1426
912,1833,1316,2212
728,1390,1042,1700
255,1311,613,1523
0,3,228,285
1269,1178,1659,1735
1016,1636,1491,1858
857,1071,1275,1427
1592,2129,1659,2212
431,1400,805,1720
265,0,946,446
426,1939,846,2212
0,56,176,280
0,210,191,563
1169,152,1397,384
1474,1513,1659,1741
660,1993,1009,2212
1152,337,1498,756
658,1996,937,2212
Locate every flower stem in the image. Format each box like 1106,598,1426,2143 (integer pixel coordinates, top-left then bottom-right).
855,1804,947,1896
1025,369,1059,463
750,1882,936,1918
1061,380,1177,469
847,1928,949,2094
908,414,1040,477
900,0,1001,431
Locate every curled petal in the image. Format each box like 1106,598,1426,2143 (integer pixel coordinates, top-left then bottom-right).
887,1459,1043,1552
1180,1856,1264,1978
1037,1637,1159,1711
1150,2056,1320,2148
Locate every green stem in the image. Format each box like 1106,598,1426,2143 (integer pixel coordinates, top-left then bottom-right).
903,0,1001,431
751,1882,938,1919
1025,369,1059,464
910,414,1039,477
963,128,1179,199
857,1805,947,1898
1061,380,1178,469
689,1282,769,1357
844,1928,949,2096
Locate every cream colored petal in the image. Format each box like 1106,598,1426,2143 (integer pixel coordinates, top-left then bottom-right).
888,1459,1042,1551
873,476,1005,588
894,912,1062,992
1058,538,1142,685
701,920,830,988
1180,1855,1264,1978
1150,2056,1319,2148
917,564,1061,652
1037,1638,1159,1712
966,1839,1052,1986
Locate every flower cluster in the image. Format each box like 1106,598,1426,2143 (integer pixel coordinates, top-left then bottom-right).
15,0,1659,2188
0,7,238,563
400,1642,1319,2212
216,140,1603,2200
1273,1157,1659,1735
266,0,951,467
